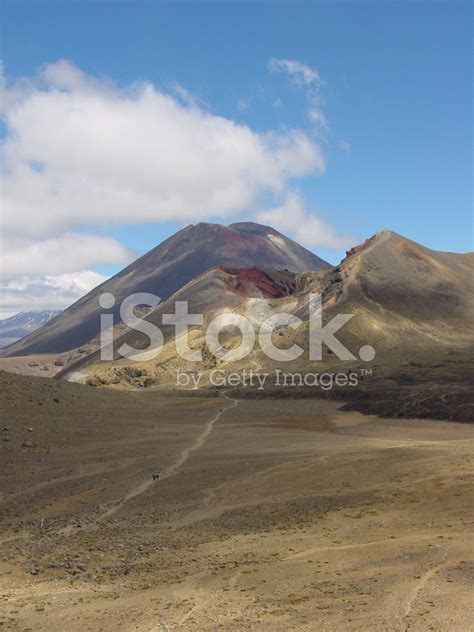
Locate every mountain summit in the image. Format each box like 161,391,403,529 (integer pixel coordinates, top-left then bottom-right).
2,222,329,356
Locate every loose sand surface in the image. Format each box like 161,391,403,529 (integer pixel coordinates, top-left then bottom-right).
1,373,472,630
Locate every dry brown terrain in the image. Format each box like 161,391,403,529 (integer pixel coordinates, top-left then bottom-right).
1,372,473,631
0,355,64,378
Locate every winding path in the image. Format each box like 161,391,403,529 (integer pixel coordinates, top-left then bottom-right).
398,542,466,630
95,395,239,522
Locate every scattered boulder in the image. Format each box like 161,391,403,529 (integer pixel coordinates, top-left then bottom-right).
141,377,155,388
86,375,110,387
22,437,37,448
126,367,145,379
54,358,65,367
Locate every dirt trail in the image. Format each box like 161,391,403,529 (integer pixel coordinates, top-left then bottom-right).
95,395,239,522
5,459,142,500
0,531,31,545
2,396,239,540
399,542,467,630
283,532,472,562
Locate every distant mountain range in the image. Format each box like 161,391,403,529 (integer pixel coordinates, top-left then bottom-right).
0,310,62,349
3,224,473,363
1,222,472,420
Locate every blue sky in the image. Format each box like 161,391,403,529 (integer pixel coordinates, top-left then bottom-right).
1,1,472,313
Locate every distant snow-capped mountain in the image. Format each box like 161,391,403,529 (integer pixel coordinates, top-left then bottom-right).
0,310,62,349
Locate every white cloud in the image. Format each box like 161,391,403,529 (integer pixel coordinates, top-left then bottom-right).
268,58,322,88
257,193,355,250
40,59,108,93
1,60,324,239
0,233,132,281
308,107,328,131
268,58,327,131
0,270,109,313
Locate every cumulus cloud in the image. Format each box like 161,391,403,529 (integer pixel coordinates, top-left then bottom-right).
257,194,355,250
1,60,324,239
268,58,327,131
0,270,109,314
0,233,132,281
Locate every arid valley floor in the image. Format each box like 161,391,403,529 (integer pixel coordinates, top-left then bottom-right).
1,372,473,631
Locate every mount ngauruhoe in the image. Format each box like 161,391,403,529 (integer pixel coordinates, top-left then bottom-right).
2,222,328,357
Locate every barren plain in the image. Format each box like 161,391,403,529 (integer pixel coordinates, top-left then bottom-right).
1,372,472,631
